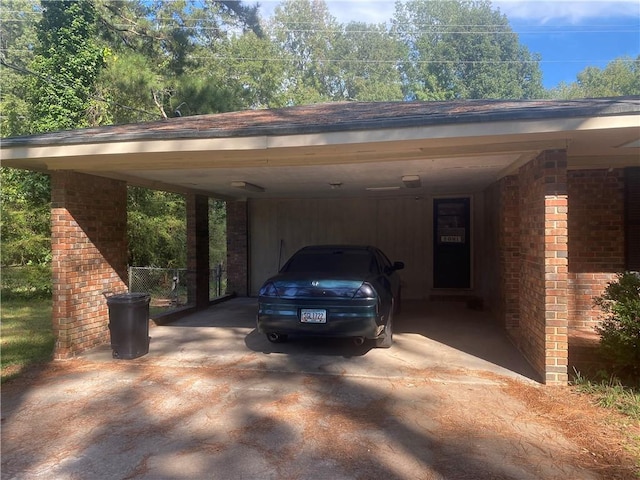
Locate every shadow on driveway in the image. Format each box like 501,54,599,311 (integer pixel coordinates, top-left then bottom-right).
4,300,625,480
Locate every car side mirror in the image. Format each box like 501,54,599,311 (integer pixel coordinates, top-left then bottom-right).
387,261,404,273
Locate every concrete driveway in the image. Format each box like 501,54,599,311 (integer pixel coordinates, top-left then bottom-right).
1,299,612,479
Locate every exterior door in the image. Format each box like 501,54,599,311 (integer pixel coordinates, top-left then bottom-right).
433,197,471,289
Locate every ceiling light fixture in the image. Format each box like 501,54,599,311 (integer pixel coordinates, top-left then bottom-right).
366,186,401,192
402,175,422,188
329,182,343,189
231,181,265,193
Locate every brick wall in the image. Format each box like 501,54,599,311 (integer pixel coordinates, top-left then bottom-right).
51,172,127,358
483,176,521,331
567,169,625,329
226,201,248,296
518,151,569,385
499,175,521,332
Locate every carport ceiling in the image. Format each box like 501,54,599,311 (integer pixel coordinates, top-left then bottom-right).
2,98,639,199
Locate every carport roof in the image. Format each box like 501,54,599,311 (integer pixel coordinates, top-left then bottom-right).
3,96,640,146
2,96,639,199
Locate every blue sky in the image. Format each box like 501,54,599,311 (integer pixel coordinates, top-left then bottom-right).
258,0,640,89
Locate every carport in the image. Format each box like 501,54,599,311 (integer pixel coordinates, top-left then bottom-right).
2,97,639,384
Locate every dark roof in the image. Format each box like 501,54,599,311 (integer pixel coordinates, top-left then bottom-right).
3,96,639,147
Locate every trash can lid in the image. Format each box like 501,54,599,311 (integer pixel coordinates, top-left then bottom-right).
106,292,151,304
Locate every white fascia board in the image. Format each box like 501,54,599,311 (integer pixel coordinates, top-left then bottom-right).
264,115,640,148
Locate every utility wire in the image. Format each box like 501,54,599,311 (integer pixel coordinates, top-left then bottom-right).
3,10,638,29
4,14,638,34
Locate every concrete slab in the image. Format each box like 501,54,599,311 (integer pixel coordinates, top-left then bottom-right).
11,299,621,480
86,297,540,383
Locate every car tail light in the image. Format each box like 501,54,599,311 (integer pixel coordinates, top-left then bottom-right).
353,282,376,299
259,282,279,297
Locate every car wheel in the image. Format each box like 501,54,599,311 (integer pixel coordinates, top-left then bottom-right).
376,307,393,349
266,332,288,343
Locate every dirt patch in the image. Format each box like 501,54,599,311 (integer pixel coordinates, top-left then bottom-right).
502,379,640,480
2,360,639,480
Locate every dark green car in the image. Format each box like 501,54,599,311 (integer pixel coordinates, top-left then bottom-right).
257,245,404,348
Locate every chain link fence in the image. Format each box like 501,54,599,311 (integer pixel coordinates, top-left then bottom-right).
128,265,226,313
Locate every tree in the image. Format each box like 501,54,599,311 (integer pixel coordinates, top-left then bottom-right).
0,168,51,266
219,31,290,108
269,0,339,103
127,187,187,267
550,56,640,99
0,0,40,136
392,0,543,100
332,22,405,101
26,0,110,133
95,0,265,118
268,0,408,103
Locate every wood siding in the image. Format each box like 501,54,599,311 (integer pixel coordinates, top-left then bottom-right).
249,195,484,299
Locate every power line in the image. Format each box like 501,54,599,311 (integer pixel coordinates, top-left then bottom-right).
3,10,638,29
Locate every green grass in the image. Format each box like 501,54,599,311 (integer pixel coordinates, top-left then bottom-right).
572,370,640,420
1,297,54,383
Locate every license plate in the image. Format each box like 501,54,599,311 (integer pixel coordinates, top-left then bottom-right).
300,309,327,323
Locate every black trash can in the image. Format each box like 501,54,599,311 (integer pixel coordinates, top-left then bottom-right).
106,292,151,359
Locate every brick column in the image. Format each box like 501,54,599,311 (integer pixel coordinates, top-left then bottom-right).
186,194,210,308
226,201,248,296
519,151,569,384
51,172,128,358
499,175,520,332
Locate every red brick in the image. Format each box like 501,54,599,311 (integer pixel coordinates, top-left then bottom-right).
51,172,127,358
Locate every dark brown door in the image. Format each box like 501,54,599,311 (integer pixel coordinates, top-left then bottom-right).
433,198,471,289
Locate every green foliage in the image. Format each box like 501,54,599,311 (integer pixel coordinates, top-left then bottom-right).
97,51,161,123
550,56,640,99
0,0,40,136
209,199,227,267
1,265,52,299
332,22,405,101
127,187,187,267
27,0,110,132
392,0,543,100
0,168,51,266
573,370,640,419
1,297,54,383
594,272,640,378
95,0,266,118
269,0,338,103
220,32,290,108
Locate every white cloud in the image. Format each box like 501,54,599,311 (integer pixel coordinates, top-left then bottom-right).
259,1,639,26
493,0,640,24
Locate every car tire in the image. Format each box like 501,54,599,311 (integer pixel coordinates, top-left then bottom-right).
376,307,393,349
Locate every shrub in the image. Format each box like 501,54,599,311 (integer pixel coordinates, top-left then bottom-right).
594,272,640,380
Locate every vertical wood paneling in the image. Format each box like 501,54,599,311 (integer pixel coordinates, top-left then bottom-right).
249,196,436,298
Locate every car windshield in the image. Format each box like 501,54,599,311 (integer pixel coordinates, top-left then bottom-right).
283,250,375,275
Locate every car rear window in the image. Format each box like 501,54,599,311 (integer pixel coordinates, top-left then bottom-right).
283,250,376,275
